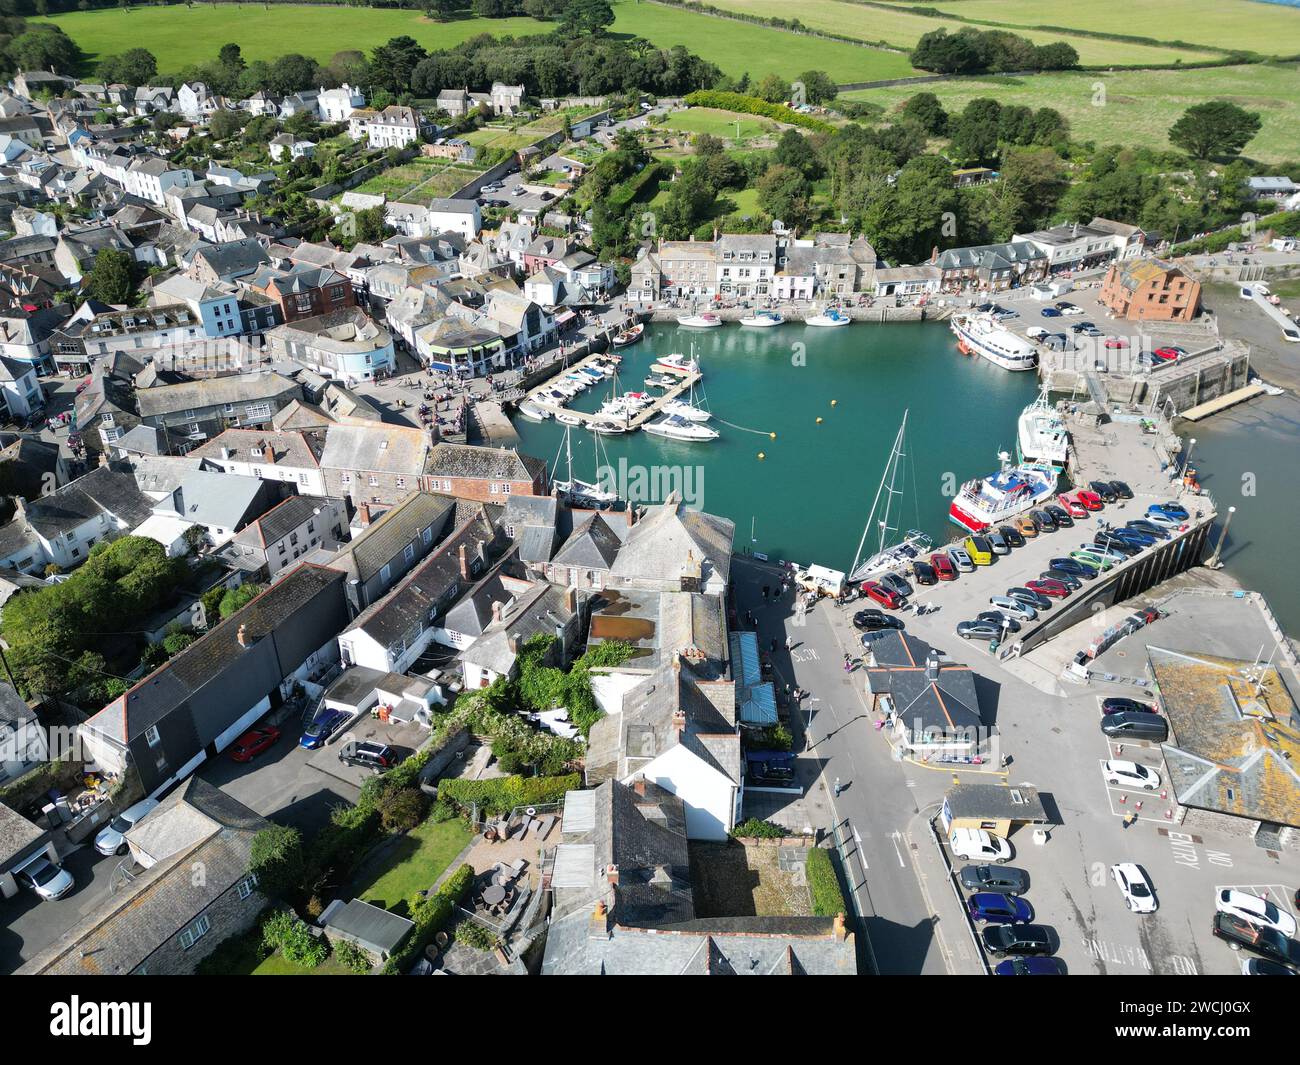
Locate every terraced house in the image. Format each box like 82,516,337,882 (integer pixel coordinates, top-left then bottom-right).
422,442,547,503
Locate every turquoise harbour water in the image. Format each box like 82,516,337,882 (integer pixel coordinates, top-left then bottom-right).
512,321,1039,572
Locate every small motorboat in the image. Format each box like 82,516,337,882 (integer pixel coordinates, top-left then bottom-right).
588,419,631,435
805,307,852,327
518,400,551,421
645,374,677,389
556,411,582,426
739,310,785,328
643,413,719,441
652,352,700,375
678,312,722,328
662,399,711,423
611,323,644,346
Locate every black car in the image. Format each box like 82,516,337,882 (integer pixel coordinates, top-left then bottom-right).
749,761,796,786
1044,504,1073,528
879,572,913,599
1126,519,1170,541
1041,568,1082,591
1100,713,1168,742
999,524,1025,548
977,610,1021,634
982,924,1055,957
1093,535,1141,558
1089,480,1119,503
912,561,937,586
1029,508,1056,532
960,864,1030,895
854,609,905,632
1108,480,1134,499
1102,697,1157,716
338,741,397,771
1212,913,1300,966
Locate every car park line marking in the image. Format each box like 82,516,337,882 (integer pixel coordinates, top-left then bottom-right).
1082,936,1153,971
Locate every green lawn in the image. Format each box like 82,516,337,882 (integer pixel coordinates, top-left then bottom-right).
660,106,791,142
354,817,472,915
197,924,356,975
702,0,1223,66
464,127,539,152
918,0,1300,58
842,64,1300,163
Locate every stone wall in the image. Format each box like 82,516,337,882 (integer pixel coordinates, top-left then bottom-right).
135,885,266,975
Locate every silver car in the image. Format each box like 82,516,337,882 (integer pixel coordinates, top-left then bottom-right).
989,595,1037,621
18,856,74,901
94,797,159,855
948,545,975,572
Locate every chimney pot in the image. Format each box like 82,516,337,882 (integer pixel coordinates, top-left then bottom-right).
491,601,503,622
605,864,619,886
833,912,847,940
458,542,470,581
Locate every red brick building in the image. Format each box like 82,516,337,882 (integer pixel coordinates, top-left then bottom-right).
1099,258,1201,322
422,443,547,502
248,263,355,323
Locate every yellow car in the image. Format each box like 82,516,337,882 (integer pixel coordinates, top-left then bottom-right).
964,535,994,566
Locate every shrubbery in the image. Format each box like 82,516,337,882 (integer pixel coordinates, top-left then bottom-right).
261,909,329,969
807,848,848,918
732,818,789,839
683,91,836,134
437,773,581,817
382,863,476,975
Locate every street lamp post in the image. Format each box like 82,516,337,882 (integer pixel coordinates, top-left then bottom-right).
1181,437,1197,482
1208,505,1236,568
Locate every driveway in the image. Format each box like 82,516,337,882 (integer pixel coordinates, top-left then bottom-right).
0,844,119,974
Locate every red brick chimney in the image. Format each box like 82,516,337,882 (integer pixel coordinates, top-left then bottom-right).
236,624,249,648
632,776,645,797
262,441,275,464
359,503,372,526
833,912,848,940
458,543,470,581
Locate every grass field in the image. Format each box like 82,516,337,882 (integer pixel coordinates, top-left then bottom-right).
351,156,469,200
918,0,1300,57
39,1,918,82
463,127,539,153
842,63,1300,162
701,0,1224,66
660,106,791,141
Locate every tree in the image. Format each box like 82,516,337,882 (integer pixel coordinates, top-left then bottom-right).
8,26,83,74
249,825,305,901
857,155,960,264
756,164,813,231
218,43,245,73
207,108,246,141
1169,101,1262,160
368,35,428,95
795,69,837,106
899,92,948,136
561,0,614,36
947,97,1003,166
85,248,133,304
755,73,791,105
219,583,263,619
424,0,463,19
772,129,820,179
98,48,157,87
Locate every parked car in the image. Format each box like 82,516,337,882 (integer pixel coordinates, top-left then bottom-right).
879,572,913,599
94,798,160,856
1044,504,1073,528
1104,337,1129,349
1142,511,1182,530
1103,759,1161,789
1014,514,1039,538
929,552,957,580
977,610,1021,634
1073,489,1104,511
1048,558,1096,579
964,536,994,565
854,609,905,632
861,581,903,609
1041,568,1082,591
1026,578,1069,599
1149,501,1189,521
749,760,795,786
1102,697,1157,717
968,892,1035,924
1069,550,1112,572
1093,535,1141,558
1216,889,1298,938
299,707,350,750
1108,480,1133,499
1112,527,1157,548
1126,519,1170,541
1029,507,1056,532
338,741,397,772
1089,481,1119,503
957,619,1002,641
998,523,1025,548
1040,306,1062,318
982,924,1055,957
986,529,1010,555
960,865,1029,895
1100,713,1168,742
948,545,975,572
1241,958,1298,975
1111,863,1158,913
950,828,1012,863
912,560,937,586
1212,913,1300,967
1006,587,1051,611
989,595,1037,621
227,725,281,763
17,856,74,901
994,957,1065,975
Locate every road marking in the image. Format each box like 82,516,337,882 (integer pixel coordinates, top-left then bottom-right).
792,647,819,663
890,831,906,868
1082,936,1153,971
853,826,867,870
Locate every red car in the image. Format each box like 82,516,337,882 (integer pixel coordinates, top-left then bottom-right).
929,552,957,581
1104,337,1128,349
1074,489,1104,511
1026,578,1070,600
860,581,902,609
1056,494,1088,519
1152,347,1180,362
227,725,281,763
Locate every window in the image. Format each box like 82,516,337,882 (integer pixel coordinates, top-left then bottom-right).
237,873,258,900
341,473,351,485
396,477,406,489
380,563,391,584
422,527,433,545
368,475,379,487
403,543,415,563
489,482,499,495
179,914,211,950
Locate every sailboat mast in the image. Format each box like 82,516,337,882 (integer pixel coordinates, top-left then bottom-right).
850,411,908,577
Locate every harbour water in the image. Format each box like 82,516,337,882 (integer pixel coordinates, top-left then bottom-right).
512,321,1039,571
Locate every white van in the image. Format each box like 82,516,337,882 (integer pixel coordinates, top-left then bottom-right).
949,827,1013,863
794,564,846,598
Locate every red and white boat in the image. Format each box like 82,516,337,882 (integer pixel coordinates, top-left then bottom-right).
948,452,1058,533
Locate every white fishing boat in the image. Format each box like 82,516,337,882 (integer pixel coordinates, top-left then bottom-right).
517,399,551,421
555,411,581,426
588,419,632,435
1016,386,1070,472
678,312,722,328
950,313,1038,371
643,413,719,441
739,310,785,327
552,425,618,507
948,452,1058,533
651,352,700,376
848,411,933,583
661,399,712,423
805,307,852,327
611,323,644,346
645,374,676,389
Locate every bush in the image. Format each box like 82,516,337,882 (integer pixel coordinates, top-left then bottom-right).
683,91,835,134
261,909,329,969
806,848,848,918
454,920,498,951
437,774,581,817
431,798,459,823
249,825,305,901
732,818,789,839
330,938,374,973
382,863,476,975
373,785,427,834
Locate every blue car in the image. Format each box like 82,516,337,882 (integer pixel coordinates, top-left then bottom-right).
299,708,349,750
1148,502,1189,521
1111,527,1156,548
995,957,1064,975
1040,307,1062,318
968,892,1035,924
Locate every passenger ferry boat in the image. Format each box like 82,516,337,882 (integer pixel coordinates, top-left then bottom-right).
1017,387,1070,473
951,313,1038,371
948,452,1058,533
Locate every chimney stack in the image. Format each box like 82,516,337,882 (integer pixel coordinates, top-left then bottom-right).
458,543,470,581
833,912,847,941
262,441,274,464
925,655,940,682
589,899,610,939
564,585,577,614
632,776,645,797
236,624,249,648
359,503,372,526
605,864,619,886
491,601,503,623
671,708,686,737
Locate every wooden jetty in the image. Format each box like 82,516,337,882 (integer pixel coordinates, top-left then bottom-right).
522,350,702,431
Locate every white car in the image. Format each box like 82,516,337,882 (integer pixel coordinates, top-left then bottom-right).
1103,759,1161,791
1111,863,1157,913
1217,889,1298,938
950,827,1013,864
1059,305,1084,316
1026,326,1049,340
989,595,1036,622
1142,512,1180,530
17,856,74,901
94,797,160,855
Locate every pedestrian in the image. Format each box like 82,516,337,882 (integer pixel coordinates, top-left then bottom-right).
843,653,852,673
762,585,769,601
833,777,842,797
785,635,793,651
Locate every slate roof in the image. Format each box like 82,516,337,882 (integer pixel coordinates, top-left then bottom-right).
135,373,299,418
191,238,271,279
863,630,983,736
945,782,1048,824
426,442,545,483
610,497,734,591
329,491,455,583
16,778,267,975
192,428,323,470
233,494,341,551
459,580,580,677
319,423,429,477
21,465,152,539
158,469,269,530
552,512,622,570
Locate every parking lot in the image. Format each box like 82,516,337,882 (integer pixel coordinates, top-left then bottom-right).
306,714,430,789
